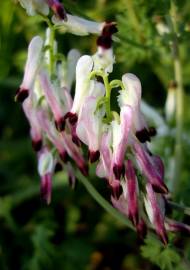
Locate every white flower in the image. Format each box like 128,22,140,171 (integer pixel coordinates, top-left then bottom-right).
18,0,49,16
52,14,104,36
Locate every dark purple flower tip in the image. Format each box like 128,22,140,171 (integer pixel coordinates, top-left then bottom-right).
97,36,112,49
88,150,100,163
102,22,118,36
78,163,89,177
148,126,157,137
40,173,52,205
49,0,67,21
54,162,63,172
110,181,122,200
128,211,139,227
72,134,81,147
64,112,78,125
136,128,151,143
136,219,147,239
15,88,29,103
158,230,168,246
152,183,168,194
166,220,190,235
55,116,65,132
32,139,42,152
59,151,69,163
113,163,125,180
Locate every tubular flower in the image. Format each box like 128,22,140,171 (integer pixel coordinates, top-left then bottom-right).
38,147,55,204
15,36,43,103
16,10,190,244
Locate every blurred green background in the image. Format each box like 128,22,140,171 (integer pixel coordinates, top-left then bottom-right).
0,0,190,269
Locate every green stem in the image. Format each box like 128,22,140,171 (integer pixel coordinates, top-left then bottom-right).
110,79,124,90
170,1,184,194
76,171,133,229
168,201,190,216
49,26,55,76
90,70,112,121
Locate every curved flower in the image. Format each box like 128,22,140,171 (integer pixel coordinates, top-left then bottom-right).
38,147,55,204
112,105,133,179
133,142,168,194
76,96,103,162
119,73,150,143
39,70,65,131
125,160,139,226
15,36,43,102
65,55,94,125
144,183,168,245
52,14,104,36
22,97,42,151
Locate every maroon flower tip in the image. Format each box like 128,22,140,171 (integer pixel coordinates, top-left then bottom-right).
136,219,147,239
59,151,69,163
72,134,81,147
64,112,78,125
113,163,125,180
148,126,157,137
50,1,67,21
15,88,29,103
159,231,168,246
136,128,151,143
97,36,112,49
79,163,89,177
40,174,52,205
32,139,42,152
55,4,67,21
152,183,168,194
110,181,122,200
55,116,65,132
54,162,63,172
128,211,139,227
88,150,100,163
102,22,118,36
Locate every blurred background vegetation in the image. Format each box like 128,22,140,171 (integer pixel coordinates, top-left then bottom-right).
0,0,190,269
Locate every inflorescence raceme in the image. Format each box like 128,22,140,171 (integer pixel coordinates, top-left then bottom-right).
16,0,190,244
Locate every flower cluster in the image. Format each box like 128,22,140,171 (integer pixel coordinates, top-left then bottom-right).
16,3,190,243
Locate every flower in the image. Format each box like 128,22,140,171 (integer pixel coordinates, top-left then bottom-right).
15,36,43,103
38,147,55,204
52,14,104,36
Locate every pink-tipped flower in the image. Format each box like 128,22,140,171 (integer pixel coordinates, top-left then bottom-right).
39,70,65,131
65,55,93,125
112,106,133,179
92,22,117,73
119,73,150,143
165,219,190,235
125,160,139,226
52,14,105,36
15,36,43,103
38,148,55,204
144,184,168,245
111,194,128,217
76,96,103,163
96,129,112,179
133,142,168,194
22,98,42,151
